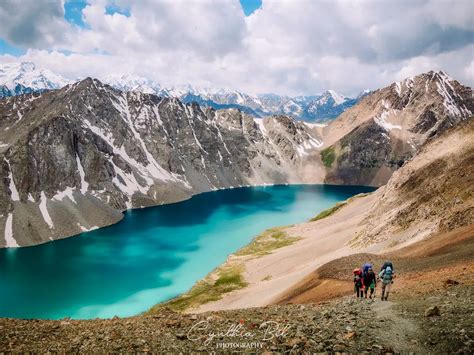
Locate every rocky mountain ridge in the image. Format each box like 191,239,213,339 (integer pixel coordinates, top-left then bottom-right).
0,78,325,246
322,70,473,186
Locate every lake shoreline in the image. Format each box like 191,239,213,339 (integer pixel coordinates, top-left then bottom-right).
151,191,378,314
1,184,375,320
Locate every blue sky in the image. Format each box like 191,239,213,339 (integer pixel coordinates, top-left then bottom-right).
63,0,88,27
0,39,25,56
239,0,262,16
0,0,472,96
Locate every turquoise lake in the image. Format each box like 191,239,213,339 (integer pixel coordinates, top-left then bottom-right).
0,184,375,320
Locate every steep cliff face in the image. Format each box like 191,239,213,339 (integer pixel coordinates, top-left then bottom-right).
322,71,473,186
0,79,325,246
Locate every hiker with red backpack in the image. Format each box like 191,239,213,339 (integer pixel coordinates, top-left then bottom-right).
353,268,364,298
379,262,395,301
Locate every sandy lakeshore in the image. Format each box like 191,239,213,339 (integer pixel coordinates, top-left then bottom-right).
193,192,380,313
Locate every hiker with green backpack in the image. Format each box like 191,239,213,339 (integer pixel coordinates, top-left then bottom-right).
379,262,395,301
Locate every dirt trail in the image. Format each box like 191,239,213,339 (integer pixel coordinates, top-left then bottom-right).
371,300,424,354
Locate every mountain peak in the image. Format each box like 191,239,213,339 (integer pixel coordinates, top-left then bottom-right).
0,61,69,94
324,90,347,105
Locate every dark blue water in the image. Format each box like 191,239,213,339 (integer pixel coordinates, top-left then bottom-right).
0,184,374,319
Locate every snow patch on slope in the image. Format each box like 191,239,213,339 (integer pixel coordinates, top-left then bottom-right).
39,192,54,229
435,71,472,118
374,100,402,131
4,213,19,247
53,187,76,203
76,154,89,194
5,159,19,201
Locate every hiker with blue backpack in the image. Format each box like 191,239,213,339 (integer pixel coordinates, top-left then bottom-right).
379,261,395,301
361,262,376,298
363,267,377,298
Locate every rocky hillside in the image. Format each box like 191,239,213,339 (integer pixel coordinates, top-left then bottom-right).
353,118,474,248
321,71,473,186
0,78,324,247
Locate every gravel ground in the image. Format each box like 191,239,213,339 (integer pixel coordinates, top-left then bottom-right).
1,283,472,353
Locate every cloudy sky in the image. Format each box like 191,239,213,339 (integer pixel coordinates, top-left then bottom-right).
0,0,473,96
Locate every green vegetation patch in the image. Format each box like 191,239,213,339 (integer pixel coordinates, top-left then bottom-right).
235,227,300,257
310,202,347,222
320,146,336,168
310,192,372,222
149,263,247,313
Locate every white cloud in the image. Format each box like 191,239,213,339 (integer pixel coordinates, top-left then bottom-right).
0,0,472,95
0,0,70,48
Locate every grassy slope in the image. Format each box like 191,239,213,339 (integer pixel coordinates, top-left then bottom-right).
320,146,336,167
309,192,371,222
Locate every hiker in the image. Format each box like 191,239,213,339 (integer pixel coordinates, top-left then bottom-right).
353,268,364,298
363,267,377,299
379,265,394,301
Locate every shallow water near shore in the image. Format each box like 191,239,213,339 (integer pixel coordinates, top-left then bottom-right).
0,184,375,319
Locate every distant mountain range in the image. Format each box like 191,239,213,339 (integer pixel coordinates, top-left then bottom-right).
104,74,368,122
0,62,367,122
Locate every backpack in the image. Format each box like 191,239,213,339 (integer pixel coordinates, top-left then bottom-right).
382,266,393,283
362,263,373,276
381,261,394,272
353,268,363,286
354,274,363,287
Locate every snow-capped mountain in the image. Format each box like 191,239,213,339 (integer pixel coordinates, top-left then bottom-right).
104,77,360,122
0,62,70,97
101,74,360,121
0,62,360,122
102,74,163,95
301,91,357,121
178,89,359,122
